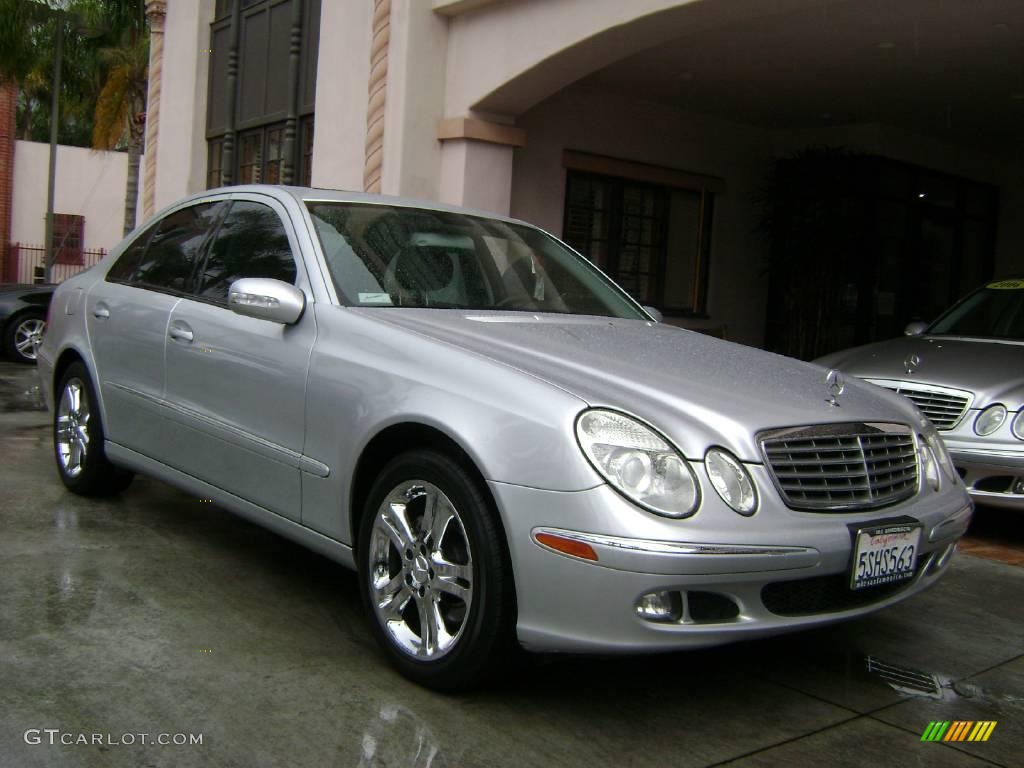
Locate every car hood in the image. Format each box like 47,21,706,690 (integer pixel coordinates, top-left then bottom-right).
817,335,1024,410
360,309,922,462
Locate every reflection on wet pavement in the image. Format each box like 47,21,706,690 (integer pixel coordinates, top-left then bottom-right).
358,704,444,768
0,364,46,411
0,360,1021,768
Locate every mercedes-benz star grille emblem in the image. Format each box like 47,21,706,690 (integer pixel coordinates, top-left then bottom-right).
825,369,845,407
904,353,922,374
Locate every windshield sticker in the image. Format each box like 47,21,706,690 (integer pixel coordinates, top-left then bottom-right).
986,279,1024,290
359,292,394,305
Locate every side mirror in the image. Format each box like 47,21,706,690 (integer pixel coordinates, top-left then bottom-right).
228,278,305,325
643,305,663,323
903,321,929,336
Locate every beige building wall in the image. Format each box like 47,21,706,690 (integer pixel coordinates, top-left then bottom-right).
11,141,144,251
380,0,448,200
148,0,1022,313
151,0,216,216
511,83,773,347
310,0,373,191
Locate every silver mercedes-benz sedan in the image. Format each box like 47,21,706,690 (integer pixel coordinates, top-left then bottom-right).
817,279,1024,511
38,185,971,690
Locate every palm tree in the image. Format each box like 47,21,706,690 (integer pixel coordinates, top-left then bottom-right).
0,0,48,85
0,0,148,238
0,1,102,144
91,35,148,236
85,0,148,237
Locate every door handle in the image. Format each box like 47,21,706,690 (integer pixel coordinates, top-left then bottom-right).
93,305,110,319
169,326,194,343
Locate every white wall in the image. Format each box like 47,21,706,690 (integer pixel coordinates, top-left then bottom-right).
152,0,215,215
12,140,144,251
511,83,773,347
310,0,371,191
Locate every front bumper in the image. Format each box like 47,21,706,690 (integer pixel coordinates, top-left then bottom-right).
491,474,971,653
945,438,1024,511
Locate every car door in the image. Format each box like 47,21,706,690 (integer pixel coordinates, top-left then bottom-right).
160,194,316,521
85,201,227,458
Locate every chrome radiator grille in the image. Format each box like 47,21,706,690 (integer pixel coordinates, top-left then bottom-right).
866,380,972,430
761,423,918,511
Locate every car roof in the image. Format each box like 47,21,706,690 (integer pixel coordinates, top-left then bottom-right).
188,184,535,230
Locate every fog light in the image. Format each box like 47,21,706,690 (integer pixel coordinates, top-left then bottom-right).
636,591,682,622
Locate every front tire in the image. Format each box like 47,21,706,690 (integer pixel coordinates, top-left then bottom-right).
357,450,516,691
54,362,134,496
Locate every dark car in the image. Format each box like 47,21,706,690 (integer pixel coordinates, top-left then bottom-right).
0,283,54,363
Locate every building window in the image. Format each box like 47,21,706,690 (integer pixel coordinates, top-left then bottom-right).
238,131,263,184
206,0,320,188
264,126,283,184
53,214,84,265
563,170,713,315
207,139,223,188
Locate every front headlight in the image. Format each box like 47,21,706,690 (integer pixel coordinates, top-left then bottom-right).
1012,411,1024,441
705,448,758,515
917,438,941,492
922,425,957,483
974,404,1007,436
576,409,700,518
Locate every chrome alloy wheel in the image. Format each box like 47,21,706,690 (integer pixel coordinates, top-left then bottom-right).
56,378,90,478
368,481,474,660
14,317,45,361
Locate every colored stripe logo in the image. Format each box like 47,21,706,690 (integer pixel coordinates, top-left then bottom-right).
921,721,997,742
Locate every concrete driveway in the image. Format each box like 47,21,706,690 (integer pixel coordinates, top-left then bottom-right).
0,361,1020,767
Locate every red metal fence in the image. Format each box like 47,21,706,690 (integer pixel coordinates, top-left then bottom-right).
4,243,106,284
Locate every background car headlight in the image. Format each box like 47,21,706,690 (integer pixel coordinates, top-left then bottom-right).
705,448,757,515
576,409,699,518
1013,411,1024,441
974,404,1007,436
917,437,941,491
922,425,957,482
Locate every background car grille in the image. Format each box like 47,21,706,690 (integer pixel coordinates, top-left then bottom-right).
760,423,918,511
867,380,971,430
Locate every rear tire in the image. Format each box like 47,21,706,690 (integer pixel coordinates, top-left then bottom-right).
53,362,134,496
357,449,516,692
4,310,45,364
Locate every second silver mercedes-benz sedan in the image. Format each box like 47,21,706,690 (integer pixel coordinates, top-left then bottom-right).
817,279,1024,511
38,185,971,690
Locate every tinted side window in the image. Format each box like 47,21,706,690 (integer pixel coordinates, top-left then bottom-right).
133,202,225,293
196,201,298,303
106,221,159,283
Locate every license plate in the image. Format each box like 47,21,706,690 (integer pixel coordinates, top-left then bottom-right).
850,523,922,590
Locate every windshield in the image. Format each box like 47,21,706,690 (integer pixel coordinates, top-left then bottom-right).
305,201,648,319
929,279,1024,340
